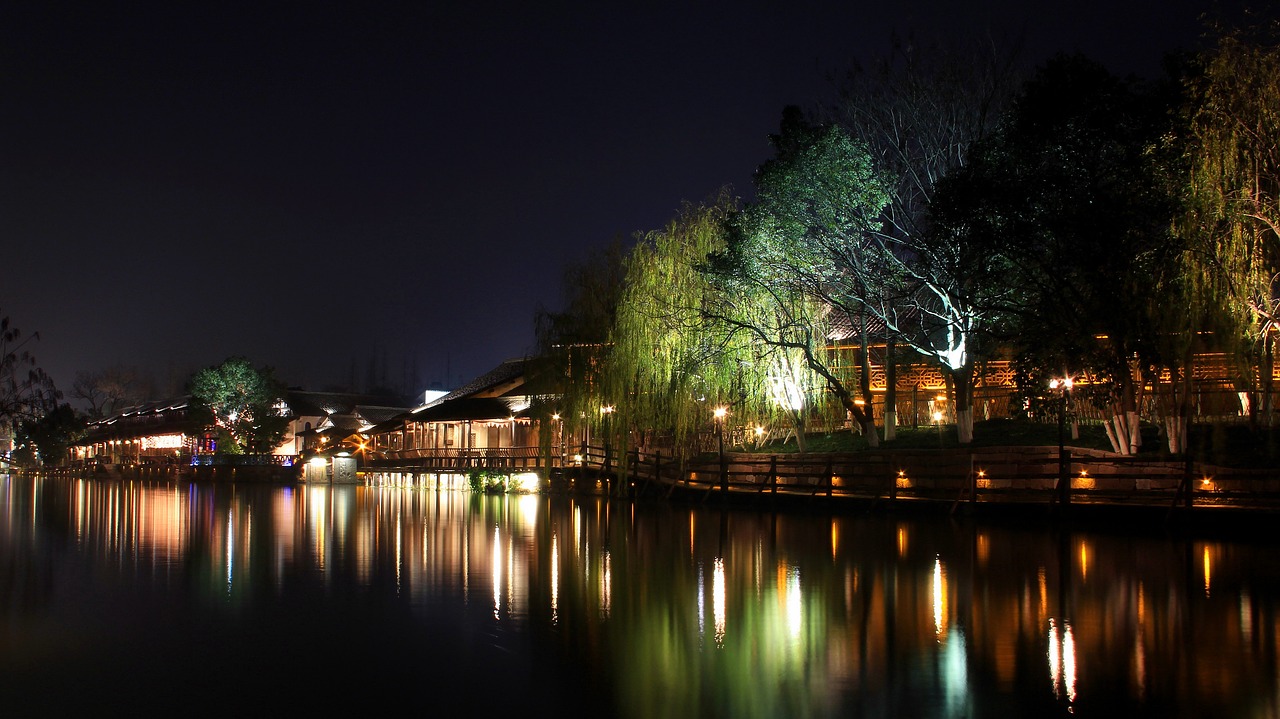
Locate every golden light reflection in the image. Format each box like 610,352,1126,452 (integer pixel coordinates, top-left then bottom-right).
225,510,235,594
830,522,838,559
786,565,802,642
933,557,948,639
976,533,989,566
1204,544,1212,597
713,557,726,647
1241,592,1253,642
574,505,583,557
689,511,696,557
600,549,612,619
492,526,502,618
1048,618,1078,704
1138,582,1145,625
308,486,328,570
897,526,908,558
1079,541,1090,582
550,533,560,623
1136,621,1146,695
1038,567,1048,619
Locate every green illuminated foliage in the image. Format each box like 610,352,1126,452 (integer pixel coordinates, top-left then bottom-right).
187,356,289,454
706,110,890,447
1180,21,1280,423
604,191,747,455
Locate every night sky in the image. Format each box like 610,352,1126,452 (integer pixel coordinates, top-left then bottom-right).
1,1,1232,403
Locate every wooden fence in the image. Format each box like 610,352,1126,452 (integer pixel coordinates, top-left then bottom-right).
567,442,1280,513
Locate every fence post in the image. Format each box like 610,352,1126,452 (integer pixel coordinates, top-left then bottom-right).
720,447,728,494
970,453,977,506
1184,452,1194,512
1057,448,1072,508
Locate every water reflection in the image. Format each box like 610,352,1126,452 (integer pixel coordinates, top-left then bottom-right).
4,474,1280,717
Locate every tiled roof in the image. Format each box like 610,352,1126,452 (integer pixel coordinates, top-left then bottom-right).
430,357,528,405
285,390,410,417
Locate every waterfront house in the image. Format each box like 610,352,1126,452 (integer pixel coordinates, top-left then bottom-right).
70,389,410,467
367,357,546,469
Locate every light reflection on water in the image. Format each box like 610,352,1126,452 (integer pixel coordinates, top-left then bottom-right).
3,474,1280,717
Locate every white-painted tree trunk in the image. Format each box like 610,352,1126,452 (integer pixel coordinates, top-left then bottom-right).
1164,416,1186,454
864,418,880,447
956,408,973,444
1126,410,1141,454
1105,410,1142,455
884,408,897,442
1103,419,1123,454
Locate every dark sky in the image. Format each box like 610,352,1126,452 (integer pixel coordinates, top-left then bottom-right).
1,1,1234,403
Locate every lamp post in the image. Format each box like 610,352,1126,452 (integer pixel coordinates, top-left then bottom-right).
601,405,615,494
714,407,727,493
1049,377,1073,507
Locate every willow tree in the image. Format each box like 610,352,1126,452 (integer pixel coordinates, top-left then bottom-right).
528,238,629,456
1181,23,1280,425
705,112,890,446
603,190,817,456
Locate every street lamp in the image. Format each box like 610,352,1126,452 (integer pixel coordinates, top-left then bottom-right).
1048,378,1073,445
1049,377,1074,506
714,407,728,492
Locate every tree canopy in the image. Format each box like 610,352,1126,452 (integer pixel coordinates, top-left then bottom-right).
187,357,289,454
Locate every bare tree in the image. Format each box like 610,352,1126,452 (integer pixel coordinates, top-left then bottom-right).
71,365,149,419
0,312,59,430
831,34,1024,443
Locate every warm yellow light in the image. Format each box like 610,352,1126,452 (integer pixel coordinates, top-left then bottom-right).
552,413,560,421
308,456,327,467
754,426,764,436
572,454,583,464
935,394,947,402
932,412,943,422
713,407,727,419
510,472,540,492
977,469,986,478
601,405,615,414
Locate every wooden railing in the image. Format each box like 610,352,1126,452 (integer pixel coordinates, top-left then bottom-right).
573,444,1280,512
370,446,552,472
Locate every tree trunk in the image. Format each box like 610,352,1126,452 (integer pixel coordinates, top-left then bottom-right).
945,365,975,444
884,340,898,441
857,318,879,445
1264,333,1275,426
790,409,807,453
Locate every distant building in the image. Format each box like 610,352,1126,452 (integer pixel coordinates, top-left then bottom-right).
70,389,412,466
367,357,542,463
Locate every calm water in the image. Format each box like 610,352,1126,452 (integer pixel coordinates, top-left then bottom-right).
3,475,1280,718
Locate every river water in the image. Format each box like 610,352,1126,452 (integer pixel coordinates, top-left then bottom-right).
2,474,1279,718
